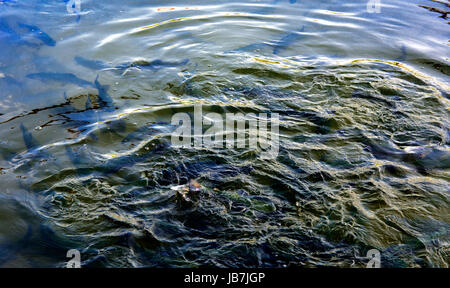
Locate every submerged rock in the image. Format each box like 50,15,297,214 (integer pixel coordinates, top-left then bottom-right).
173,179,203,208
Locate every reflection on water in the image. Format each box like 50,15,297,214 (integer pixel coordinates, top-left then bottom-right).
0,0,449,267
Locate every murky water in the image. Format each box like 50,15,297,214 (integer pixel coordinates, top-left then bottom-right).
0,0,449,268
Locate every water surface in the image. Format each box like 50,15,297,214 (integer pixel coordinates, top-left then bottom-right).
0,0,449,267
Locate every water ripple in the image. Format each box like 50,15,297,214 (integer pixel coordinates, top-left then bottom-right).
0,0,449,268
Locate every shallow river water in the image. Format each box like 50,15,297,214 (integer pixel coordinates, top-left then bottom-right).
0,0,449,267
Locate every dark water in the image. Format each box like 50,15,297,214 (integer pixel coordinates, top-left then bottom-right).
0,0,449,268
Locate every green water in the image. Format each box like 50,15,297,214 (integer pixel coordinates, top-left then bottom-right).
0,0,449,267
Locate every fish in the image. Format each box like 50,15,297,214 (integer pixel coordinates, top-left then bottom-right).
228,42,272,54
60,96,99,127
60,106,101,141
0,19,36,47
17,23,56,47
20,123,40,152
59,78,117,137
19,123,51,161
272,25,305,55
228,26,306,56
0,19,16,35
0,19,55,47
94,75,114,110
26,72,93,87
363,138,450,173
74,56,189,73
292,111,339,134
74,56,111,70
129,59,189,72
395,44,407,62
64,141,100,177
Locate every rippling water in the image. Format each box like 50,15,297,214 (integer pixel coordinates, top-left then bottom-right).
0,0,449,268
